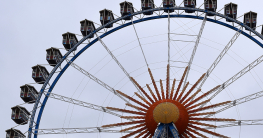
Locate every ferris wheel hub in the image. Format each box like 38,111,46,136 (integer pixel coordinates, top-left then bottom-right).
153,102,180,124
145,99,189,135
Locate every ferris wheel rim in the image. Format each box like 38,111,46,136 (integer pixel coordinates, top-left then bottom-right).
28,7,263,138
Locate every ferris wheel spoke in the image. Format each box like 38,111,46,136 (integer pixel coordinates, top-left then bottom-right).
94,33,143,97
205,90,263,117
167,10,172,98
32,127,131,135
201,54,263,108
197,27,243,90
43,92,133,120
183,14,207,88
66,59,129,103
131,18,149,67
205,119,263,129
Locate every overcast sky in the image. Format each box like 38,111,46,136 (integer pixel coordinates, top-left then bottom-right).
1,0,263,138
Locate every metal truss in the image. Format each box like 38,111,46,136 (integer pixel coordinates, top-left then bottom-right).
168,11,171,95
207,90,263,117
206,119,263,129
44,92,130,119
198,27,243,89
202,54,263,107
32,127,131,135
183,14,207,88
66,59,129,103
32,119,263,135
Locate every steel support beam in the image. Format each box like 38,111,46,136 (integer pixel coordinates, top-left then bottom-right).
32,119,263,135
183,14,207,88
206,90,263,117
201,54,263,107
206,119,263,129
32,127,131,135
66,59,129,103
168,11,171,96
44,92,130,120
198,27,243,89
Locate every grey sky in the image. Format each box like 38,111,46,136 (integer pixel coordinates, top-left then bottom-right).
1,0,263,137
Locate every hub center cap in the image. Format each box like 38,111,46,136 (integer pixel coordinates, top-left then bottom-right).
153,102,180,124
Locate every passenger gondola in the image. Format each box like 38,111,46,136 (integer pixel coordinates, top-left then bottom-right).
11,106,30,125
100,9,115,28
141,0,155,15
184,0,196,13
80,19,96,37
163,0,175,13
46,47,62,66
244,11,257,30
224,3,238,22
62,32,78,51
32,65,49,84
20,84,38,103
120,1,134,20
204,0,217,16
6,128,26,138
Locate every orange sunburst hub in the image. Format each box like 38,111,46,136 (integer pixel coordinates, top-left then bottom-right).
145,99,189,135
103,65,236,138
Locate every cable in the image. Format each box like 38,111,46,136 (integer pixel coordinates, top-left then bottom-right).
62,76,86,138
131,18,149,67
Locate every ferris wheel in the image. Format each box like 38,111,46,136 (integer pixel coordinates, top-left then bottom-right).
6,0,263,138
